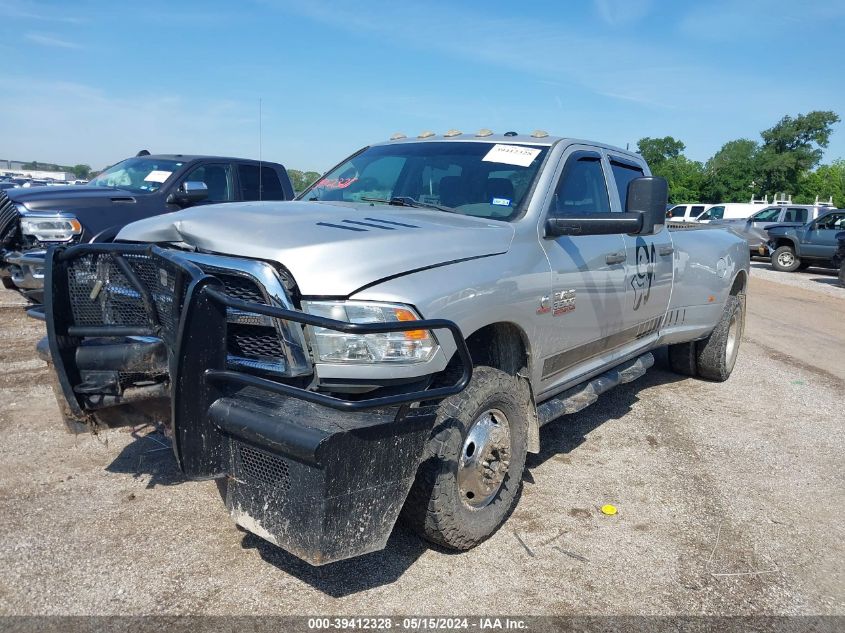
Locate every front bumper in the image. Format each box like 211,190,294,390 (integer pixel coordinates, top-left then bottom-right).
1,249,46,300
45,243,472,564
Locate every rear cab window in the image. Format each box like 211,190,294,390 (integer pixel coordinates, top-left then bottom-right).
609,159,645,211
238,164,286,201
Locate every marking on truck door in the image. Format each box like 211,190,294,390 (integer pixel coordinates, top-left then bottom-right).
631,238,655,311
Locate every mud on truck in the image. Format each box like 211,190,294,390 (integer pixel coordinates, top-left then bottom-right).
41,132,750,565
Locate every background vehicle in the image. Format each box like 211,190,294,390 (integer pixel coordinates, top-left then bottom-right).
696,201,769,223
666,203,709,222
833,231,845,287
712,203,832,256
768,209,845,271
42,132,749,566
0,154,294,302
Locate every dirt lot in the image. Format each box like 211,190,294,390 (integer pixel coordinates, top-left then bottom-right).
0,264,843,617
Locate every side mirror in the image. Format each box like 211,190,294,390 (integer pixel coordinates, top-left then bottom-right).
626,176,668,235
168,181,208,206
543,176,668,238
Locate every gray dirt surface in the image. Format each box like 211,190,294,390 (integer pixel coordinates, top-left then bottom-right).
0,269,843,616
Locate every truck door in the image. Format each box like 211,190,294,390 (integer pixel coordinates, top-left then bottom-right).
607,156,673,345
801,211,845,258
535,148,629,396
745,206,784,249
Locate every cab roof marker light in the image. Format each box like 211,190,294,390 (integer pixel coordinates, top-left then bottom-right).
531,130,549,138
475,129,493,137
418,131,436,139
390,132,407,141
443,129,462,137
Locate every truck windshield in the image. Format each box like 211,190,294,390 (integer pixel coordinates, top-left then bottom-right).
89,157,184,194
299,141,549,221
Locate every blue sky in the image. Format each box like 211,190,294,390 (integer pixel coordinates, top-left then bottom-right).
1,0,843,172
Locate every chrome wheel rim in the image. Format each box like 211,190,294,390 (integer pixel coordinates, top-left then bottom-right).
458,408,511,509
725,310,740,371
777,251,795,267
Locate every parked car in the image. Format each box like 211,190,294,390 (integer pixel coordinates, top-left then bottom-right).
767,209,845,271
0,182,17,191
711,204,830,256
0,154,294,302
40,131,749,565
831,231,845,287
666,203,710,222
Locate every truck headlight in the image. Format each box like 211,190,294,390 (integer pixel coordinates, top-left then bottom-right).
20,215,82,242
301,300,437,363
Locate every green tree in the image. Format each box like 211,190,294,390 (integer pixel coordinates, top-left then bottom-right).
701,139,760,203
796,159,845,207
288,169,321,194
70,164,92,179
636,136,686,168
756,110,840,195
652,156,705,203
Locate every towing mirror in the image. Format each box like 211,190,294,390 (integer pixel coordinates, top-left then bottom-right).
168,181,208,206
543,176,668,238
626,176,668,235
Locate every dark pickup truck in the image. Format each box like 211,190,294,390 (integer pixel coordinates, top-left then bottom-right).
0,154,294,302
768,209,845,272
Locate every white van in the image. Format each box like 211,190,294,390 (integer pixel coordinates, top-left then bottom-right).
696,203,768,223
666,203,710,222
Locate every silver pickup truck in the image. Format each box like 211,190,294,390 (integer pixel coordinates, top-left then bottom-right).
42,132,749,565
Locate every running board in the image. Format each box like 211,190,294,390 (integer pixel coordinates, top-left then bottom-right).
537,352,654,426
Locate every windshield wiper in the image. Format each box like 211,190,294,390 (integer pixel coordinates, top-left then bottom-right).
360,196,455,213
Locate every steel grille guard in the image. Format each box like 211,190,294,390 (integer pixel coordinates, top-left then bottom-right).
44,242,472,415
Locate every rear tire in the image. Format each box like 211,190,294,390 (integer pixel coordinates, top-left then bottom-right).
668,341,697,376
401,366,529,550
696,295,743,382
772,245,801,272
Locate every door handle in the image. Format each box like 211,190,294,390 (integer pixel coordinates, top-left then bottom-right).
658,245,674,257
605,252,626,265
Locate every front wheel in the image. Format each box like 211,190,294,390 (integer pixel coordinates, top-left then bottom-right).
839,264,845,288
401,366,529,550
772,245,801,272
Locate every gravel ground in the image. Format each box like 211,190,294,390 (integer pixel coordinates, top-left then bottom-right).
0,271,843,617
750,258,844,298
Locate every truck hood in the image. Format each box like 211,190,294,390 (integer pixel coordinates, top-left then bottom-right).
9,186,144,211
117,200,515,296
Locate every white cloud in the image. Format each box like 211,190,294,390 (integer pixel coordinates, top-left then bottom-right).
593,0,653,26
24,32,82,49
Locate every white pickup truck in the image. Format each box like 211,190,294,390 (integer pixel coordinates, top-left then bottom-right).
42,131,750,565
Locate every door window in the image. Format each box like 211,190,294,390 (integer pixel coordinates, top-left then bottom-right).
182,164,233,202
690,205,705,217
751,207,782,222
816,213,845,230
783,207,808,223
238,165,286,201
550,155,610,217
668,205,687,218
701,206,724,220
610,161,645,210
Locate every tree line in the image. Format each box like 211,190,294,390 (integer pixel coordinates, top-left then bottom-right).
637,110,842,206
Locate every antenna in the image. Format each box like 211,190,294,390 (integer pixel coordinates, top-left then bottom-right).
258,97,263,201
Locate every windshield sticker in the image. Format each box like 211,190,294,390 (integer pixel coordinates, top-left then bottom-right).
144,170,173,183
482,144,541,167
316,177,358,190
491,197,511,206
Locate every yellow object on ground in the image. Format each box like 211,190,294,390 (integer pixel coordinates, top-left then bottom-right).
601,504,617,516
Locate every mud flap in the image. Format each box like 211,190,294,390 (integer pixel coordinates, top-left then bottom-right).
209,396,436,565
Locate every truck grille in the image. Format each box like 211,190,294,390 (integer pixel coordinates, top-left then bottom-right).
65,252,286,369
0,191,19,246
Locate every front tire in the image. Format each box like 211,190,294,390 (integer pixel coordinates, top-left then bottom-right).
772,245,801,272
401,366,529,550
696,295,744,381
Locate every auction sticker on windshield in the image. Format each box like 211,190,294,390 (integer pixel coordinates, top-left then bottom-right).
144,170,173,183
482,144,541,167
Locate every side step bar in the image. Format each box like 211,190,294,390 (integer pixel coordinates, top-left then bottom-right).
537,352,654,426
